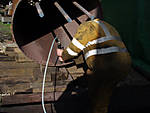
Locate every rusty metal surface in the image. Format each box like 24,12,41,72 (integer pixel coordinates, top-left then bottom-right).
12,0,19,15
12,0,103,66
21,32,58,66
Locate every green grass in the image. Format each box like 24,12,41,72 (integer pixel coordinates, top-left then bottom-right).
0,21,11,33
0,21,11,38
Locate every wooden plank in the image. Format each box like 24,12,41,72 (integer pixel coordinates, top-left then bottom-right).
32,83,67,93
1,93,63,105
0,56,15,61
0,62,39,69
0,80,67,95
0,104,52,113
0,76,34,84
0,83,31,95
14,48,33,62
66,66,84,74
0,63,84,94
1,16,11,23
0,68,34,77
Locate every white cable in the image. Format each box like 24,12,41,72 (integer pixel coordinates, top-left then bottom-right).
42,37,57,113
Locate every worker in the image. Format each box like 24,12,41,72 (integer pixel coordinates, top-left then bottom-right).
57,18,131,113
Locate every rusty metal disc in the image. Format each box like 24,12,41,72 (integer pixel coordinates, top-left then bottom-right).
12,0,103,66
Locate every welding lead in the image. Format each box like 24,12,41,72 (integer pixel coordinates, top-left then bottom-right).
73,1,95,20
35,2,44,18
54,2,72,23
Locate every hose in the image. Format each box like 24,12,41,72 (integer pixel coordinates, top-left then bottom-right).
42,37,57,113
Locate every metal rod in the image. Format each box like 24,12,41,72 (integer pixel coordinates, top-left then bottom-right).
73,1,95,20
54,2,72,23
35,2,44,18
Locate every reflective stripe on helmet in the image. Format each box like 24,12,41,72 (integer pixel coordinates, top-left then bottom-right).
66,47,78,56
85,36,122,47
84,46,127,60
72,38,85,50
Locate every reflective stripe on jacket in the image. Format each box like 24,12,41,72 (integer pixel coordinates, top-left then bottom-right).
62,18,131,70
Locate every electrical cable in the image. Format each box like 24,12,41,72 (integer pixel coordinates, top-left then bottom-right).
42,37,57,113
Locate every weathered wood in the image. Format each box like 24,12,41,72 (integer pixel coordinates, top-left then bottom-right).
0,104,52,113
1,92,63,105
0,76,33,84
0,44,34,62
1,16,11,23
66,66,84,74
0,68,34,77
0,80,67,95
0,42,84,100
0,61,83,94
32,83,67,93
0,83,31,94
0,63,83,95
14,48,33,62
0,55,15,61
0,62,39,69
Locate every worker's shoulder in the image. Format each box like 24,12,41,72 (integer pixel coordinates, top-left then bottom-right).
76,20,95,33
79,20,94,27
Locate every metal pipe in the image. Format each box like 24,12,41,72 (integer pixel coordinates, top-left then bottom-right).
54,2,72,23
35,2,44,18
73,1,95,20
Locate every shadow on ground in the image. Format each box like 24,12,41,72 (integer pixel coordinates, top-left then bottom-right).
54,75,89,113
54,74,150,113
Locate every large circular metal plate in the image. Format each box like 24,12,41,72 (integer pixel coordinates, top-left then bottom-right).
12,0,103,66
